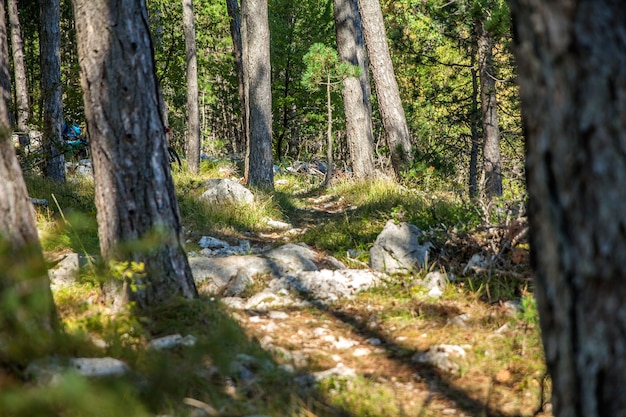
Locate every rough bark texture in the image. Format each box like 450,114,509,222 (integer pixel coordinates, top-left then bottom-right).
40,0,65,182
241,0,274,190
477,23,502,199
510,1,626,416
226,0,246,156
358,0,412,178
72,0,198,309
333,0,375,179
8,0,28,132
0,13,57,336
182,0,201,174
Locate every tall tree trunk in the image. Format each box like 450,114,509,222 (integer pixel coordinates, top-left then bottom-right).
510,1,626,416
241,0,273,189
468,49,480,199
226,0,246,156
477,22,502,199
0,7,57,350
72,0,198,309
333,0,375,179
358,0,412,179
40,0,65,182
182,0,200,173
0,0,12,128
9,0,29,133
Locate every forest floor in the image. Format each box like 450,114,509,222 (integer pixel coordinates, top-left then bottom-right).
215,190,552,417
25,169,552,417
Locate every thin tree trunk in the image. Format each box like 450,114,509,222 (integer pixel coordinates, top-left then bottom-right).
241,0,273,189
9,0,29,132
510,0,626,415
226,0,246,157
182,0,200,173
72,0,197,309
324,76,333,187
333,0,375,179
469,49,480,199
40,0,65,182
0,0,12,128
477,22,502,199
358,0,412,178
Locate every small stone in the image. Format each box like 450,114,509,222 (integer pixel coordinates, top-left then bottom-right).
352,348,370,357
268,311,289,320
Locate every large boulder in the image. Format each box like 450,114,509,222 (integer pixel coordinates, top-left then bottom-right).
369,220,432,274
200,178,254,205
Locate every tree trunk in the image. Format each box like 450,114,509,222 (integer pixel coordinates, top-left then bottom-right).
510,1,626,416
8,0,29,132
477,22,502,199
0,10,57,346
0,1,12,128
40,0,65,182
241,0,274,190
72,0,198,309
333,0,375,179
358,0,412,178
468,49,480,199
324,76,333,188
182,0,200,173
226,0,246,156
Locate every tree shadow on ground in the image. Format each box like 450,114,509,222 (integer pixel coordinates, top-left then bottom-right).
295,291,533,417
135,296,358,417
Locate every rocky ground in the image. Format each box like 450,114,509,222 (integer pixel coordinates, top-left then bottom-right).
44,182,549,417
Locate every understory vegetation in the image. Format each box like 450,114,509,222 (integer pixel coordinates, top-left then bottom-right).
0,162,548,417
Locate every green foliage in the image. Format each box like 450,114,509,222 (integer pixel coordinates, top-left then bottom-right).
301,43,360,91
0,374,150,417
520,292,539,325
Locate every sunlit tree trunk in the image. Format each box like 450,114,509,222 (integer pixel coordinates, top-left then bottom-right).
477,22,502,199
241,0,273,189
182,0,200,173
510,0,626,415
8,0,29,132
358,0,412,178
226,0,246,156
72,0,198,309
40,0,65,182
333,0,375,179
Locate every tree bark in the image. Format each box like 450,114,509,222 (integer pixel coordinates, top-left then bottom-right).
477,22,502,199
182,0,201,173
40,0,65,182
8,0,29,132
333,0,375,179
72,0,198,309
226,0,246,156
358,0,412,178
0,9,57,343
510,1,626,416
241,0,274,190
